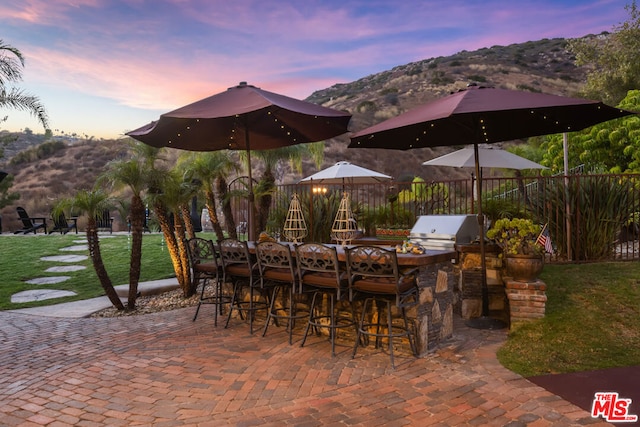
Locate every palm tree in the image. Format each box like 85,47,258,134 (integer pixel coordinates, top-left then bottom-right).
64,189,124,310
0,40,48,130
177,151,238,241
99,142,159,309
148,168,198,297
247,143,324,234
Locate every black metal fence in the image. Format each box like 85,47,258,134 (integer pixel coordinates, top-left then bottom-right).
227,173,640,263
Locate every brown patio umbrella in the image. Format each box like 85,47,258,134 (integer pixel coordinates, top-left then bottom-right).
127,82,352,240
350,84,636,329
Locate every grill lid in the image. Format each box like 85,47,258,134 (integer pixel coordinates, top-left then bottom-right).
409,215,479,244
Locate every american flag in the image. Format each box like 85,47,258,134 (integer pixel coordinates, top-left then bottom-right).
536,224,554,254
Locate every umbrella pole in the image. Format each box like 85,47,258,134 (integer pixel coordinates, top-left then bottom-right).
246,132,256,242
310,178,314,242
470,173,475,214
466,143,506,330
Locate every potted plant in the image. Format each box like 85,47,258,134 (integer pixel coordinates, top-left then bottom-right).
486,217,544,281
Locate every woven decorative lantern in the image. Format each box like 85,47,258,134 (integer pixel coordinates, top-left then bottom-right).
331,192,358,245
283,193,307,243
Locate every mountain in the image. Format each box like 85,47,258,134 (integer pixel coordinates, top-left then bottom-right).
301,36,586,181
0,36,590,231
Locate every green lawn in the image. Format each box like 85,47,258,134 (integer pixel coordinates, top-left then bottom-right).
498,261,640,377
0,232,213,309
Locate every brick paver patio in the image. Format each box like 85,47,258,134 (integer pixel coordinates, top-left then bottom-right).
0,308,609,426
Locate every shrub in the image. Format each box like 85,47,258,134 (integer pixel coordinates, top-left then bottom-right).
9,141,66,166
356,101,377,113
530,176,639,260
487,218,544,256
467,74,487,83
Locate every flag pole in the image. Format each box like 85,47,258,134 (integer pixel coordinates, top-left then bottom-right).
536,223,548,242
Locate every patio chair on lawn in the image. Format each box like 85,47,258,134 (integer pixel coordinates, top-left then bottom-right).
49,212,78,234
95,209,114,233
14,206,47,234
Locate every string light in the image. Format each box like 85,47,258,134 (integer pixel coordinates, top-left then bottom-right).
312,186,327,194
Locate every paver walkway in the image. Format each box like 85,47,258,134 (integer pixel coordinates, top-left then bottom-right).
0,308,610,426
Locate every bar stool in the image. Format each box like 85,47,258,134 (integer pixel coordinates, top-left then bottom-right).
187,237,228,325
296,243,356,357
256,241,308,345
219,238,268,334
345,245,419,368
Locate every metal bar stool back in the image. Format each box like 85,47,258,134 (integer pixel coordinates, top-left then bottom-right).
296,243,356,356
256,241,308,344
218,238,266,334
187,237,227,325
345,245,419,368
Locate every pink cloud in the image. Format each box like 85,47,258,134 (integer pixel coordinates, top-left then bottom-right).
2,0,631,139
0,0,100,25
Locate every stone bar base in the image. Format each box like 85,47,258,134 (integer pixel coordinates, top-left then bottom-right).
226,259,457,357
504,279,547,325
459,269,507,319
454,245,505,320
415,262,456,355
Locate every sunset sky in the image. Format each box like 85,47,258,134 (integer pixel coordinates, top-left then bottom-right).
0,0,631,139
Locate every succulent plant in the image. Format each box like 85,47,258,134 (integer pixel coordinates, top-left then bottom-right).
486,218,545,256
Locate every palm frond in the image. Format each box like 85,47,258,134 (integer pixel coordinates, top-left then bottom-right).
0,87,49,129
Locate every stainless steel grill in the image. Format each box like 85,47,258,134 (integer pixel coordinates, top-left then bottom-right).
408,215,479,250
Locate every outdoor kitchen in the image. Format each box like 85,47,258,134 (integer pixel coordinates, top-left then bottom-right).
405,214,509,353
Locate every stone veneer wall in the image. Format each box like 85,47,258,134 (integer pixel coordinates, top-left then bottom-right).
454,250,507,320
414,262,456,355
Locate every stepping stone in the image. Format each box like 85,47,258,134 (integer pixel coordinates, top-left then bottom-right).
45,265,86,273
26,276,71,285
59,245,87,252
11,289,77,303
41,255,88,263
73,239,87,244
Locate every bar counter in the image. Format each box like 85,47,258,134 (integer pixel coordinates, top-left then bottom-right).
246,241,458,355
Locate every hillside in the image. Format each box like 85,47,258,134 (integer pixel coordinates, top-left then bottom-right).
303,37,586,181
0,36,590,232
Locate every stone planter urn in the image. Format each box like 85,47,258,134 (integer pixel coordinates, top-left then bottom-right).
505,254,544,282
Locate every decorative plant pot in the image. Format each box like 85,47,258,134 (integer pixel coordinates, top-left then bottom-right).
504,254,544,282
